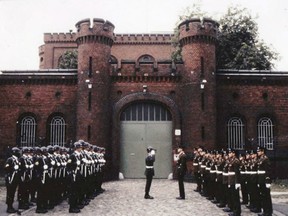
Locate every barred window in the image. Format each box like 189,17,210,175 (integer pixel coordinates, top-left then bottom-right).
20,116,37,147
49,116,66,146
227,117,245,149
257,117,274,150
120,102,171,121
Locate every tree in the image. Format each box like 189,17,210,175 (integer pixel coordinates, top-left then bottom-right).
58,50,78,69
172,5,278,70
217,6,278,70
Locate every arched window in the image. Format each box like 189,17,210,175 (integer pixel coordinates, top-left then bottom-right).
257,117,274,150
138,55,155,64
49,116,66,146
20,116,37,147
227,117,245,149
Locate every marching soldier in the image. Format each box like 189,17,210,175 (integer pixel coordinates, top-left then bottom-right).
257,147,273,216
144,146,156,199
4,147,21,213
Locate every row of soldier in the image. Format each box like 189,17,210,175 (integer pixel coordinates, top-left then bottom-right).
4,140,106,213
192,146,273,216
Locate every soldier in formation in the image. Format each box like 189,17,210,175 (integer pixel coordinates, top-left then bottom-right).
3,140,106,214
193,146,273,216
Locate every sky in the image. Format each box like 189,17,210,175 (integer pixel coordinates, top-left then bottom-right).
0,0,287,71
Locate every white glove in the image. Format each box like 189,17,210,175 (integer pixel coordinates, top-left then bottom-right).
151,150,156,155
266,184,271,188
14,165,19,170
235,183,241,189
43,165,48,170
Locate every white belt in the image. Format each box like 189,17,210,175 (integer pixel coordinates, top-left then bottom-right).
193,163,198,166
201,165,206,168
258,170,266,174
240,171,246,174
228,172,235,176
216,171,223,174
250,171,257,174
205,167,211,170
223,173,229,176
210,170,216,173
146,166,154,169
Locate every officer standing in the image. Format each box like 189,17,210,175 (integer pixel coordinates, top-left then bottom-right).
67,142,83,213
34,146,49,213
4,147,21,213
227,149,241,216
175,147,187,200
257,147,273,216
144,146,156,199
18,147,33,210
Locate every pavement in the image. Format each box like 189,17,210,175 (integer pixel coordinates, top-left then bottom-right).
0,179,287,216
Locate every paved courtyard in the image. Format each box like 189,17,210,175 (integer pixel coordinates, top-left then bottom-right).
0,179,287,216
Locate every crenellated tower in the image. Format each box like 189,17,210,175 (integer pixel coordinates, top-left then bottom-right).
178,18,219,149
75,18,115,146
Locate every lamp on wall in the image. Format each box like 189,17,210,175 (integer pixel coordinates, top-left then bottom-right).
88,83,92,89
143,85,148,93
200,79,207,89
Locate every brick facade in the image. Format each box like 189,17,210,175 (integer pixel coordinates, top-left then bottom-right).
1,17,288,179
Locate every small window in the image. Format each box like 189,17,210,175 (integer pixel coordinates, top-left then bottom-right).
19,116,37,147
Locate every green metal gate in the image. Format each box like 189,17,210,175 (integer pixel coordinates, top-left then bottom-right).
120,102,172,178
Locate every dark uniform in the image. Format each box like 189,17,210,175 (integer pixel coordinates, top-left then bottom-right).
4,147,21,213
67,142,83,213
34,147,50,213
192,148,202,192
227,150,241,216
144,146,155,199
239,153,249,205
257,147,273,216
18,147,33,210
176,148,187,200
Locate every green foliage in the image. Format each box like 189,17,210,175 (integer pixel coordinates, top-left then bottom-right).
172,5,279,70
58,50,78,69
217,6,278,70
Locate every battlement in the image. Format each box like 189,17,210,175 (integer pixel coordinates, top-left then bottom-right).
75,18,115,40
114,33,174,44
44,32,77,43
178,17,219,45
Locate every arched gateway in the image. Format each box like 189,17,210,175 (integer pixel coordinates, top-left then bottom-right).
120,102,173,178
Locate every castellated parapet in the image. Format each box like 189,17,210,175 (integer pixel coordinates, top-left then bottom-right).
44,33,77,43
75,18,115,46
178,18,219,46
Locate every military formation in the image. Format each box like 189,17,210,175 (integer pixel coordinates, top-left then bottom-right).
4,140,106,214
192,146,273,216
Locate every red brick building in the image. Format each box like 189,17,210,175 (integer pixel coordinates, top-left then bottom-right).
1,18,287,179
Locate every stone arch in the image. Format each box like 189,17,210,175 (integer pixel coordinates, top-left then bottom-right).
111,92,181,175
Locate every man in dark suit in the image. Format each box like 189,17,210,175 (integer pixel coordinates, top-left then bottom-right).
175,147,187,200
144,146,156,199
